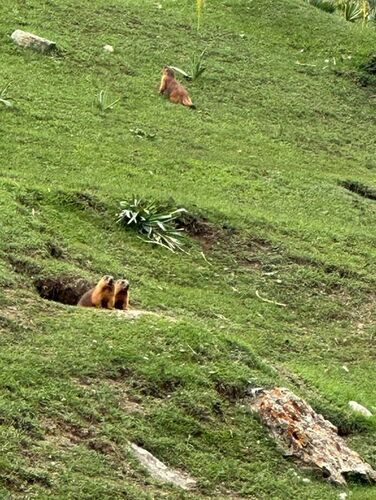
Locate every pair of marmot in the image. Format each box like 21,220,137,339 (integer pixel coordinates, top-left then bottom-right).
159,66,195,108
78,275,129,311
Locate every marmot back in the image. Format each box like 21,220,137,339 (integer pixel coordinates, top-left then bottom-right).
159,66,195,108
78,275,115,308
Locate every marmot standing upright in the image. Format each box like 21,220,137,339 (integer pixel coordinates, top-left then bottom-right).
112,279,130,311
78,275,115,308
159,66,195,108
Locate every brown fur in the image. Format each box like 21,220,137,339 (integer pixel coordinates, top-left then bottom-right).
78,275,115,309
159,66,195,108
111,279,130,310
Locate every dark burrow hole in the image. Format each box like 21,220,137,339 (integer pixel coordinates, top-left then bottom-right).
35,276,91,305
340,180,376,201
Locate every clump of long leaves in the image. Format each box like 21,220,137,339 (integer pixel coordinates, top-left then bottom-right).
308,0,376,22
117,197,187,252
95,90,120,112
0,82,14,108
337,0,363,21
170,49,207,81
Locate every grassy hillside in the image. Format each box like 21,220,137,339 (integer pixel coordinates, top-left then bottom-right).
0,0,375,497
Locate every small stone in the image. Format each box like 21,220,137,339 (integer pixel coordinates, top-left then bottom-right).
342,365,349,373
348,401,372,417
103,44,114,53
338,493,348,500
302,478,311,484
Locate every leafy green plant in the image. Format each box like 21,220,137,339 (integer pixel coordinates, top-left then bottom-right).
368,0,376,18
307,0,336,13
0,82,14,108
170,49,207,81
190,49,207,80
308,0,376,22
116,197,187,252
95,90,120,112
337,0,363,21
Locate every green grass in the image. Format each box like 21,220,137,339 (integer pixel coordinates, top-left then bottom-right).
0,0,375,497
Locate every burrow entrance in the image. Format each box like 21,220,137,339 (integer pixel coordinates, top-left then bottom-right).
341,180,376,201
35,276,91,305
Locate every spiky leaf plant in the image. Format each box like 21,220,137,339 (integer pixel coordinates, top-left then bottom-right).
96,90,120,112
0,82,14,108
336,0,363,21
190,49,207,80
117,197,187,252
170,49,207,82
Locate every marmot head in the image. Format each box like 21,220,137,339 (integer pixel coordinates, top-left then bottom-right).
163,66,175,78
99,275,115,290
115,279,130,292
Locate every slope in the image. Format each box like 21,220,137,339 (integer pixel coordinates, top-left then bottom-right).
0,0,375,498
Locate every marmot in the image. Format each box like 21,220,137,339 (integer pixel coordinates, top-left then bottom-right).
78,275,115,308
112,279,130,310
159,66,195,108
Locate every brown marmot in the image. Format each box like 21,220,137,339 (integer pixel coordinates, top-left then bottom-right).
112,279,130,310
159,66,195,108
77,275,115,308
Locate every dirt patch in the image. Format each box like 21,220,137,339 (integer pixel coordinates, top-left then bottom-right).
105,379,145,414
41,418,94,447
176,212,235,250
240,236,279,268
35,276,91,305
340,180,376,201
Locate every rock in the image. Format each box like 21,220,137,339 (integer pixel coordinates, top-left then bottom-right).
103,44,114,53
129,443,196,490
348,401,372,417
11,30,56,53
338,493,348,500
251,387,376,485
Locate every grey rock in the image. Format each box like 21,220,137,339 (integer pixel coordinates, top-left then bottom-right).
129,442,196,490
348,401,372,417
11,30,56,53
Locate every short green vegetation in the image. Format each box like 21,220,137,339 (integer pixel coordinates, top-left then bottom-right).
0,0,375,498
